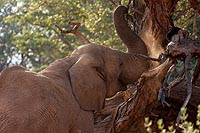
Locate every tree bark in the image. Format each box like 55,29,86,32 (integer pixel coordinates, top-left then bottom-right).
138,0,178,67
94,0,200,132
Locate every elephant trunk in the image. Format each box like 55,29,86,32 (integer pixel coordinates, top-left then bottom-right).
114,6,148,55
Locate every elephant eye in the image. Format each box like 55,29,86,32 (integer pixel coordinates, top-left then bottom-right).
94,67,105,80
120,62,123,66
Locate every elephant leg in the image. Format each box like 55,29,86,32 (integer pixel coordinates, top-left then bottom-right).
70,110,94,133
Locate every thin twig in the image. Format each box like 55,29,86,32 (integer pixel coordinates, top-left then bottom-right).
158,64,175,107
192,58,200,85
176,54,193,126
55,22,90,44
108,0,118,6
164,30,200,127
133,53,166,62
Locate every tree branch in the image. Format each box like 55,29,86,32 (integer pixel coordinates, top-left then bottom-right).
165,29,200,128
192,58,200,85
108,0,118,6
189,0,200,14
55,22,90,44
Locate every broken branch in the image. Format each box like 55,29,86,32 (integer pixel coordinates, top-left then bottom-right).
164,30,200,127
192,58,200,85
55,22,91,44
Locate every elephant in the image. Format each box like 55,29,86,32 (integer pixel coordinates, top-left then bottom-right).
0,6,149,133
113,5,148,55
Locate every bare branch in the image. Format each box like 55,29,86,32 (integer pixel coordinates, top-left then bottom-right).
108,0,118,6
165,29,200,128
192,58,200,85
176,54,193,126
55,22,90,44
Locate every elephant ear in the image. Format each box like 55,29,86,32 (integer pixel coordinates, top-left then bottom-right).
69,54,106,111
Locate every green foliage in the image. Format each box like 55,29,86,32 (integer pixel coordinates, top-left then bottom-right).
0,0,199,71
145,105,200,133
173,1,200,85
145,117,153,133
1,0,124,70
174,0,200,39
0,1,20,69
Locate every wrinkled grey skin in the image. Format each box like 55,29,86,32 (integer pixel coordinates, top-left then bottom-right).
0,6,149,133
113,5,148,55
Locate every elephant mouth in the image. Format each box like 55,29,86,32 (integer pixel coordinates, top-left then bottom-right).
118,79,127,91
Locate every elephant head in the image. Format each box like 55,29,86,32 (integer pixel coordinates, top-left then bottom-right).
0,6,153,133
113,6,150,88
39,6,149,114
68,43,149,112
65,6,149,112
68,45,123,112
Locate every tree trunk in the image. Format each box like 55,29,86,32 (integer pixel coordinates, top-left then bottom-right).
138,0,178,67
94,0,200,132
